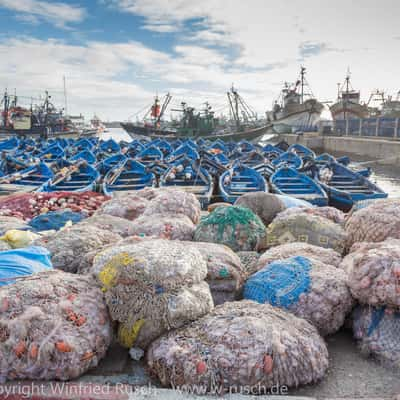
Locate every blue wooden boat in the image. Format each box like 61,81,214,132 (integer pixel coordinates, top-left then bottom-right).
99,139,121,154
157,140,173,156
236,140,255,153
271,167,328,206
71,138,94,152
69,150,97,164
219,163,267,203
97,154,127,175
262,144,284,154
137,145,163,164
318,162,387,211
167,143,200,162
0,137,19,152
103,159,155,195
272,151,303,169
288,143,316,159
160,157,214,209
208,140,227,153
316,153,371,177
0,154,30,176
39,144,65,162
40,161,99,192
0,162,53,190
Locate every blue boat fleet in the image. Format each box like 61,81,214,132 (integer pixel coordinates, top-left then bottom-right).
0,136,387,211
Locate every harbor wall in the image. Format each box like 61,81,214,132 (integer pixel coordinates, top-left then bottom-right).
278,134,400,165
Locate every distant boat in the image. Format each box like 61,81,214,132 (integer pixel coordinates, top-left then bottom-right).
266,67,324,133
103,159,155,195
287,143,316,159
219,163,267,203
271,166,328,206
272,151,303,169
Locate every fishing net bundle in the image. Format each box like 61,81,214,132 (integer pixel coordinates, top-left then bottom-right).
236,251,261,278
257,242,343,272
265,213,347,254
129,214,195,241
207,202,232,213
0,216,31,235
353,305,400,368
345,199,400,249
92,239,214,350
341,238,400,308
143,190,201,225
0,270,112,382
28,211,84,232
147,300,328,394
78,214,136,238
194,206,266,252
186,242,245,305
0,192,109,220
274,206,345,225
244,256,353,336
234,192,285,226
34,224,121,273
95,194,149,221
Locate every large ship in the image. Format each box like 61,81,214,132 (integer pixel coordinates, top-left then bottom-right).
329,73,370,120
266,67,324,133
121,89,270,141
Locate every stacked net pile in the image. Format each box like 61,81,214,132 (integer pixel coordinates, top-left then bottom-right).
345,199,400,249
92,239,214,350
234,192,285,226
266,214,346,254
186,242,245,305
95,194,149,221
342,239,400,308
79,214,136,238
353,306,400,368
129,214,195,241
147,301,328,394
194,206,266,252
236,251,261,278
34,225,121,273
0,216,31,235
257,242,342,272
244,256,353,336
0,270,112,381
274,206,345,225
29,211,84,232
143,190,201,224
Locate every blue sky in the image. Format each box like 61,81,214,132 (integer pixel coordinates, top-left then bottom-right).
0,0,399,120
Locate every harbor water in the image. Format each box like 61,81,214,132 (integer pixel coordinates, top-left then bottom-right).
103,127,400,198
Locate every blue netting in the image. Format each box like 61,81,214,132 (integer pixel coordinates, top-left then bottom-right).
243,256,312,309
29,210,85,232
367,306,386,336
0,246,53,286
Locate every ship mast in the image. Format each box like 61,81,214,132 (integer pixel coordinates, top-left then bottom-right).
300,66,306,104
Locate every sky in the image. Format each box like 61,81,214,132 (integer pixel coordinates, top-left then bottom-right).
0,0,399,121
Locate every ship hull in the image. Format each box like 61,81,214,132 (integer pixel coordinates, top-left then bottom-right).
330,100,370,120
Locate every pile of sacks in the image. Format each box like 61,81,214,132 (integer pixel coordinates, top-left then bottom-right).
0,270,112,381
342,238,400,367
92,239,214,351
147,301,329,393
244,256,353,336
274,206,345,225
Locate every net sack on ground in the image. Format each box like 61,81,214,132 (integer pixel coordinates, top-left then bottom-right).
186,242,245,305
29,211,85,232
345,199,400,249
244,256,353,336
34,225,121,273
236,251,261,278
92,239,213,350
1,230,40,249
0,270,112,382
234,192,285,226
194,206,266,252
147,300,328,394
0,246,52,287
342,238,400,308
0,216,31,234
257,242,342,272
95,194,149,221
79,214,136,238
275,206,345,225
143,190,201,225
129,214,195,241
265,213,346,254
353,305,400,368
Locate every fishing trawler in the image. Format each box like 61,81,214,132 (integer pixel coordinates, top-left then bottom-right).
121,89,270,142
329,73,370,120
266,67,324,133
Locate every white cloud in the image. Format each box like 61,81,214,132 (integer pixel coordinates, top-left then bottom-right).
0,0,85,28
